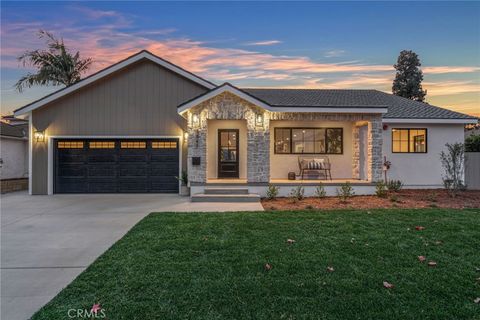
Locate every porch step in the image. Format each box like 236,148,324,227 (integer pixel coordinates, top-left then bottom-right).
204,188,249,195
191,193,260,203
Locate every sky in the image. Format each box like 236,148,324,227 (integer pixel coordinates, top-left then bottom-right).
1,1,479,117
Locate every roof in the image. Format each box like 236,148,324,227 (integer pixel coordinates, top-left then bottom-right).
0,122,28,138
242,88,477,121
14,50,216,116
178,83,388,114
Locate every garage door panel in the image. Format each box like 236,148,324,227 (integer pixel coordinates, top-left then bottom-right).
87,166,116,178
58,166,86,177
56,179,88,193
87,154,117,163
119,165,148,177
88,180,117,193
118,180,149,192
55,138,179,194
58,153,85,163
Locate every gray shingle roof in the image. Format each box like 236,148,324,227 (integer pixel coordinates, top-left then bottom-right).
0,122,28,138
242,88,477,119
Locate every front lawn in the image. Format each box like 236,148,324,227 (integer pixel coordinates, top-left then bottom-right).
33,209,479,319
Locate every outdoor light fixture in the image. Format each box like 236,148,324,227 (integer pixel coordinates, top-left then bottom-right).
192,113,200,128
184,131,189,142
34,130,45,142
256,113,264,126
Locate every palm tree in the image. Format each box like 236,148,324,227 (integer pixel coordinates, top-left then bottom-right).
15,30,93,92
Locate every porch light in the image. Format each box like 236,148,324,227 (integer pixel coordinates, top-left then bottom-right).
192,113,200,128
34,130,45,142
184,131,189,142
256,113,264,126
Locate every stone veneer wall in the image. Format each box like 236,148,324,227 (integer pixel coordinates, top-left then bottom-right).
186,96,384,184
186,92,270,184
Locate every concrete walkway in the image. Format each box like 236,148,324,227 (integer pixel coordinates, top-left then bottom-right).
1,191,263,320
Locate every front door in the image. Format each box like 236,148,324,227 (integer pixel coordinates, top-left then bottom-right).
218,129,239,178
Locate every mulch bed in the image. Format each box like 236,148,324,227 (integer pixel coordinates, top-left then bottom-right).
262,189,480,211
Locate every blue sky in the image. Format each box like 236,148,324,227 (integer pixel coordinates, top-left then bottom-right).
1,1,479,116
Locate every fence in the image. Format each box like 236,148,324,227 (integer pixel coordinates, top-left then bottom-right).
465,152,480,190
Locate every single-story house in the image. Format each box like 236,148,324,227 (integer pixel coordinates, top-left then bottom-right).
13,50,478,199
0,119,29,193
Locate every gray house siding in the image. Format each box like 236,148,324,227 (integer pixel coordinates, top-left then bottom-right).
31,59,207,194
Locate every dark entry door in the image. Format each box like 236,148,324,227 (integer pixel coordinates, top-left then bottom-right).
54,138,179,193
218,129,239,178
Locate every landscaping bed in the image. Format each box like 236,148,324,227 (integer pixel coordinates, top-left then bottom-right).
31,209,480,320
262,189,480,211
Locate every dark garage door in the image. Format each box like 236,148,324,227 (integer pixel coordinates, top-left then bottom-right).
54,138,179,193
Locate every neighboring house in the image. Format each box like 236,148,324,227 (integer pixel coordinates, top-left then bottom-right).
13,50,477,198
0,119,29,192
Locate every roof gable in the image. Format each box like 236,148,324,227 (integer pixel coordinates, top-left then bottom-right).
14,50,216,116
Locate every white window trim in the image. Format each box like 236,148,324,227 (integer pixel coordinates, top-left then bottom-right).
47,135,183,195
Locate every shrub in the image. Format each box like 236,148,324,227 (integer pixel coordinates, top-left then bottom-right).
175,170,188,186
315,183,327,198
440,142,465,197
465,134,480,152
289,186,305,202
425,191,437,202
375,181,388,198
305,204,314,210
389,194,399,203
336,182,354,203
387,180,403,192
266,184,280,200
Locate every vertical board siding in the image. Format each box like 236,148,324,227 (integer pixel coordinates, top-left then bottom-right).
31,59,207,194
465,153,480,190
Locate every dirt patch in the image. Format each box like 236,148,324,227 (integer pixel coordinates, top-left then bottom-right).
262,189,480,211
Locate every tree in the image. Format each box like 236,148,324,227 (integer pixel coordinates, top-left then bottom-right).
15,30,93,92
465,134,480,152
392,50,427,102
439,142,465,196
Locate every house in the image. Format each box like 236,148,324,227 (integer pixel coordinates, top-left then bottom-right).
0,118,29,193
13,50,477,199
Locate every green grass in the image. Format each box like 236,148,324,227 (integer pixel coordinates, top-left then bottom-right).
32,209,480,320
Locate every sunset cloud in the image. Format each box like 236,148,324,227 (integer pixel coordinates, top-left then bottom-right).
1,5,478,117
244,40,282,46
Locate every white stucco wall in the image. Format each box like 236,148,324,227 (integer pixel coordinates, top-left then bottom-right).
270,120,354,179
0,137,29,180
206,120,248,179
382,123,465,187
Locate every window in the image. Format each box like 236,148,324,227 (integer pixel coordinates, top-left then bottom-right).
152,141,177,149
89,141,115,149
120,141,146,149
274,128,343,154
58,141,84,149
392,128,427,153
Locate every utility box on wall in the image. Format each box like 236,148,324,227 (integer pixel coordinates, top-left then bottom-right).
192,157,201,166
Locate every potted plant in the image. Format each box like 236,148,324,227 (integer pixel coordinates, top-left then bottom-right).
176,170,190,196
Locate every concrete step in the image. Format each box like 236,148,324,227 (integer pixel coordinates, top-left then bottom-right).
191,193,261,203
204,188,249,195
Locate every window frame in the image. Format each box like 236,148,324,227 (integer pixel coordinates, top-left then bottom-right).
274,127,344,155
391,128,428,154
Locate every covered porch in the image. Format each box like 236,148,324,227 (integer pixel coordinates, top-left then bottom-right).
178,83,385,198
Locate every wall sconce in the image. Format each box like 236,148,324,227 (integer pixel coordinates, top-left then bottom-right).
255,113,264,127
34,130,45,142
192,113,200,128
183,131,189,143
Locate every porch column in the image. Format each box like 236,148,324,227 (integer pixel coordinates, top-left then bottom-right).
187,110,207,184
246,112,270,183
367,116,383,182
352,123,360,180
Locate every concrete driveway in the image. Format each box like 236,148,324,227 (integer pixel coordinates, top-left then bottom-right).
1,191,263,320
